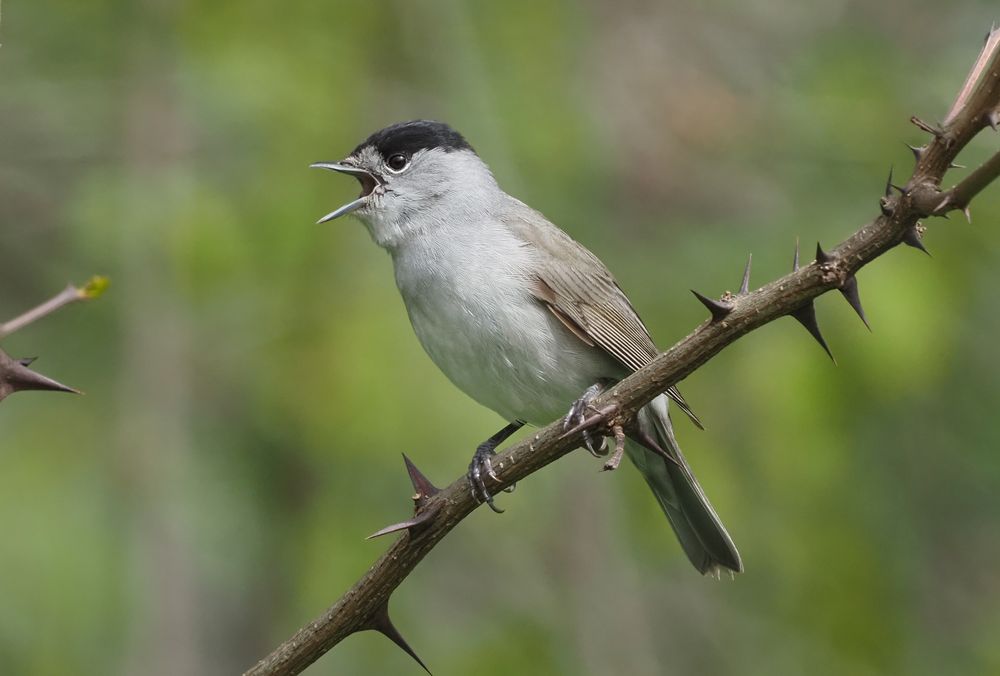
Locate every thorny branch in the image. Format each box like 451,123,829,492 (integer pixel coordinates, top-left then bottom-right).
0,276,109,402
245,28,1000,676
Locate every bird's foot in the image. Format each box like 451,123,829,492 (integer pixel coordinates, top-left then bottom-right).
602,424,627,472
468,421,524,513
468,443,504,513
563,383,609,457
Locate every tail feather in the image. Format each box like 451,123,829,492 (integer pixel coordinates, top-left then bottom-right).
626,396,742,575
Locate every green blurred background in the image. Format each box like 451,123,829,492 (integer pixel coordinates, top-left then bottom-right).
3,1,1000,674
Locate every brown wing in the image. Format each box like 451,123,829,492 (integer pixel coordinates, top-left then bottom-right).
504,205,704,429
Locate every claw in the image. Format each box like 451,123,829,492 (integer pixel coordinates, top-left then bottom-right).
483,493,504,514
563,383,608,456
589,434,608,456
469,456,504,513
468,452,504,513
467,421,523,513
483,454,498,482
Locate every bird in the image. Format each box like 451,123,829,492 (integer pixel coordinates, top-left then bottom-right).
312,120,742,576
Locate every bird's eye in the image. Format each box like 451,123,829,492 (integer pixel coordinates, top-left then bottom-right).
386,153,409,172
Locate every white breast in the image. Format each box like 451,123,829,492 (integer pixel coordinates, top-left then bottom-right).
390,224,618,425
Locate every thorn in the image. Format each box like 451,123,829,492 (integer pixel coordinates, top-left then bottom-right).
910,116,943,137
17,357,37,367
691,290,733,322
815,243,833,265
905,143,925,163
602,425,626,472
366,509,437,540
0,350,80,401
839,275,871,331
739,254,752,295
402,454,440,508
368,601,432,675
879,196,894,217
792,238,800,272
630,428,681,468
560,404,616,440
963,206,972,223
949,161,966,169
884,165,894,197
901,225,930,256
934,195,951,214
988,110,1000,131
368,456,442,539
790,303,836,363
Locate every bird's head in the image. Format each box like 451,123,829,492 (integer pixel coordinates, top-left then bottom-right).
312,120,496,249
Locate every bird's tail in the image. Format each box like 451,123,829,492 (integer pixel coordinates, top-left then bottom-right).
625,395,743,576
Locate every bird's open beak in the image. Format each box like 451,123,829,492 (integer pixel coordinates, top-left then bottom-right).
310,161,380,223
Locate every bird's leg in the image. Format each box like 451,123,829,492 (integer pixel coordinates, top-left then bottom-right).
602,424,627,472
563,381,611,457
468,420,525,513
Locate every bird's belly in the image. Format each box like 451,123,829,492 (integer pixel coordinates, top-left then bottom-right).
405,286,619,426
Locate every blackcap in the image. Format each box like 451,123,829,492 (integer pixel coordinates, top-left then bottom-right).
313,120,741,575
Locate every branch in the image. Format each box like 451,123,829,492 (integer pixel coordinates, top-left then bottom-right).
934,148,1000,216
0,276,109,402
245,28,1000,676
0,276,109,339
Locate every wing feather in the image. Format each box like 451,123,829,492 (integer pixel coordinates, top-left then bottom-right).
505,204,703,429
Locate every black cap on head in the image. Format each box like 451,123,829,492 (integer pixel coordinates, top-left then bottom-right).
351,120,474,159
